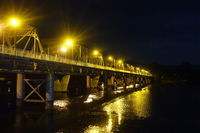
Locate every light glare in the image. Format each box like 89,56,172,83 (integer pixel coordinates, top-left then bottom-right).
93,50,99,56
108,56,113,61
60,46,68,52
10,19,19,27
66,40,73,46
118,60,122,64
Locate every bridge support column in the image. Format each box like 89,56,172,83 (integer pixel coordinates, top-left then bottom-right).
141,77,145,87
107,76,114,89
125,77,134,89
86,76,91,89
54,75,70,92
135,77,140,88
86,75,101,93
90,76,100,89
86,75,91,94
123,76,127,91
16,73,25,106
46,73,54,109
104,73,108,97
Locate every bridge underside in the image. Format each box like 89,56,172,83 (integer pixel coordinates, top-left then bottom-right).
0,52,152,109
0,53,149,77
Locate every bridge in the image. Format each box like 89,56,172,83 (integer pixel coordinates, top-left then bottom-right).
0,18,152,108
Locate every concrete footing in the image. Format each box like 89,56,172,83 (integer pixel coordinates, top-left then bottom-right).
46,73,54,102
45,73,54,109
16,73,25,107
16,73,25,100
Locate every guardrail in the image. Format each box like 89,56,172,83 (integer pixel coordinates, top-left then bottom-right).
0,45,152,76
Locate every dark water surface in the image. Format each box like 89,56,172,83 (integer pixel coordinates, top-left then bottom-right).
1,83,200,133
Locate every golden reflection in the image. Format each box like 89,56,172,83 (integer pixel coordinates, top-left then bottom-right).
106,115,113,132
130,85,151,117
84,92,104,103
84,126,101,133
53,100,69,110
84,85,152,133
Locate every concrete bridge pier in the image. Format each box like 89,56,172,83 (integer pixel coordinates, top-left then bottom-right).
87,75,100,93
16,73,25,106
45,73,54,109
135,77,140,88
123,76,127,91
107,76,115,90
86,75,91,92
125,76,134,89
115,77,124,89
54,75,70,92
103,73,108,97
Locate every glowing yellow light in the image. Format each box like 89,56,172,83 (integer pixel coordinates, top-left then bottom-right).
60,46,68,52
118,60,122,64
84,126,101,133
136,67,140,70
131,85,151,117
66,40,73,46
108,56,113,61
93,50,99,56
10,18,19,27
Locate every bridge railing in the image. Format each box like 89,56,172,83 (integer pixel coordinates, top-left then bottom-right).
0,45,152,76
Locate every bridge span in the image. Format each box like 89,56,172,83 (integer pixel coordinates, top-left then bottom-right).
0,18,152,108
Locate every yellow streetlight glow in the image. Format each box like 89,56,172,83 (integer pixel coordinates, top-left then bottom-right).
118,60,123,64
60,46,68,52
66,40,73,46
136,67,140,70
10,18,19,27
108,56,113,61
93,50,99,56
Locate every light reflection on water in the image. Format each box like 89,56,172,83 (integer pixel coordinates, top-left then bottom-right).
53,100,70,110
84,85,152,133
130,86,151,117
84,91,104,103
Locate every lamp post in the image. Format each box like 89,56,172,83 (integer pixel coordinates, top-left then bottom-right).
117,59,124,69
108,56,115,68
10,19,19,27
60,46,68,59
93,50,99,64
66,40,73,59
9,18,20,53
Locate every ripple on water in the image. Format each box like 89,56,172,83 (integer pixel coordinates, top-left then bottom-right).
84,85,152,133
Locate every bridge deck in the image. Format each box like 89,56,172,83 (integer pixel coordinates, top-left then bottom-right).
0,46,151,76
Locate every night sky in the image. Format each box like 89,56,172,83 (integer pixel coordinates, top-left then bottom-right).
1,0,200,65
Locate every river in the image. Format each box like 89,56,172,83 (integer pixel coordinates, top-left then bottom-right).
0,83,200,133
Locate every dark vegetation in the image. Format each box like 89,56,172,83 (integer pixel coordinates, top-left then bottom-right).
149,62,200,83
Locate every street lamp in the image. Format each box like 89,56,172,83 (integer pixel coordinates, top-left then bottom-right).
108,56,115,68
117,59,124,69
108,56,113,61
93,50,99,56
60,46,68,59
10,18,20,27
7,18,20,51
65,39,74,59
60,46,68,52
92,50,100,64
118,60,122,64
66,40,73,46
